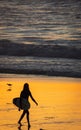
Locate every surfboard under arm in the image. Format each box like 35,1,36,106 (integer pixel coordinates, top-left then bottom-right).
13,97,30,110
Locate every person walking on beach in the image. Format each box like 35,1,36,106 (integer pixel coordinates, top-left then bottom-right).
18,83,38,128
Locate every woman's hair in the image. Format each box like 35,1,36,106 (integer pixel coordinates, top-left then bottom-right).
23,83,29,91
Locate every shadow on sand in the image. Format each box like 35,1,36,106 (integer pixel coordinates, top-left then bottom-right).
18,125,30,130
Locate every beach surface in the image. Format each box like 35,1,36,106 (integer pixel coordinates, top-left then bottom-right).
0,74,81,130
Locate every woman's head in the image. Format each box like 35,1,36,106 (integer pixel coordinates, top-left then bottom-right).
23,83,29,91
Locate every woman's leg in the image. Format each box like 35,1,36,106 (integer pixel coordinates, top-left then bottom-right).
26,110,30,127
18,110,26,125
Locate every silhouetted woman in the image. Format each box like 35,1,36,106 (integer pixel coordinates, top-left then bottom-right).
18,83,38,127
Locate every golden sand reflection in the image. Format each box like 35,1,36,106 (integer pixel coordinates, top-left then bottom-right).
0,76,81,130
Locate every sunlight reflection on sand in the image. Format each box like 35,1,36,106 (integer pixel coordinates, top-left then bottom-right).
0,74,81,130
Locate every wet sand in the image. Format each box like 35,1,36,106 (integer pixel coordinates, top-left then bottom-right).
0,74,81,130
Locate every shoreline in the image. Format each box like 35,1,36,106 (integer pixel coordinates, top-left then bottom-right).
0,73,81,82
0,70,81,79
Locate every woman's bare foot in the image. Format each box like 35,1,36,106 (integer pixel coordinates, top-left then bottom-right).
18,121,22,126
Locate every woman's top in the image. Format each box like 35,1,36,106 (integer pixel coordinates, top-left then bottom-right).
20,90,31,100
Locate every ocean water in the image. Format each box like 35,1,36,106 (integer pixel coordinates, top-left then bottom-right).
0,0,81,77
0,56,81,77
0,0,81,44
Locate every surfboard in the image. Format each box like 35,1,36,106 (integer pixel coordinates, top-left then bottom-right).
13,97,30,110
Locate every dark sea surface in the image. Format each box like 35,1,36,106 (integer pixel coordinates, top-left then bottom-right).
0,0,81,77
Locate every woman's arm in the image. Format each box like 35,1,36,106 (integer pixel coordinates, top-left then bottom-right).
30,92,38,105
